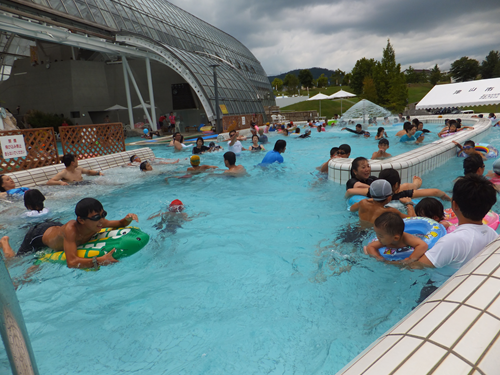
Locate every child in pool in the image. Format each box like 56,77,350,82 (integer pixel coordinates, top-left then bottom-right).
371,138,391,160
148,199,202,234
23,189,49,217
452,140,487,160
363,212,428,263
374,127,388,140
414,197,451,230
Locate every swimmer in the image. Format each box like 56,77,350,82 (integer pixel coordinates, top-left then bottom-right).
47,154,103,186
169,132,190,151
318,147,340,173
139,161,153,172
415,197,451,230
258,128,268,144
208,142,223,152
400,125,424,143
485,158,500,182
23,189,49,217
0,174,30,197
452,140,487,160
463,154,485,176
128,154,179,166
371,138,392,160
382,117,391,126
0,197,138,268
374,127,388,140
186,155,217,174
337,144,351,158
395,122,412,137
227,130,247,154
417,122,431,133
363,212,428,264
249,135,266,151
341,124,370,137
223,151,246,176
298,129,311,138
438,120,473,137
148,199,191,234
192,137,210,154
260,140,286,165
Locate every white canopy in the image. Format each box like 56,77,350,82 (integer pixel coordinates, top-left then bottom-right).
307,93,329,101
416,78,500,109
105,104,127,111
327,89,356,99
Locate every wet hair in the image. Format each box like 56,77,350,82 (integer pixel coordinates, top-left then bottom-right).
75,198,103,218
412,118,419,126
330,147,339,157
129,154,137,163
355,124,362,129
139,161,149,171
403,122,412,132
379,168,400,187
62,153,76,167
479,114,484,118
274,139,287,152
339,144,351,155
453,174,496,221
464,140,475,148
415,198,445,222
463,154,484,175
295,128,300,134
252,134,259,142
350,157,368,178
379,138,389,147
196,137,204,146
448,120,457,127
0,175,5,192
224,151,236,166
489,113,495,118
374,212,404,236
24,189,45,212
376,127,385,137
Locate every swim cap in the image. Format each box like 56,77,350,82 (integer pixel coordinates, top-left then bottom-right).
170,199,183,206
493,158,500,174
169,199,184,212
190,155,200,165
370,180,393,201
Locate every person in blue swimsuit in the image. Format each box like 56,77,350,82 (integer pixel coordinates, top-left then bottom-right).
260,140,286,165
0,174,30,197
400,125,424,143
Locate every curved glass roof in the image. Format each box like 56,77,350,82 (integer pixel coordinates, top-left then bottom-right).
2,0,274,114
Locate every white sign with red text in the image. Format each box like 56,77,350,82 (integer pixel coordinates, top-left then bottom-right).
1,135,27,159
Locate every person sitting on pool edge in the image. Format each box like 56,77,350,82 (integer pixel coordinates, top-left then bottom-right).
349,179,416,227
0,197,139,269
187,155,217,174
452,140,487,161
260,140,286,165
371,138,391,160
223,151,246,175
47,154,103,186
363,212,428,264
0,174,30,197
341,124,370,137
405,175,498,301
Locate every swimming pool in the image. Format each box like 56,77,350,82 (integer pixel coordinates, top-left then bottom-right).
2,123,499,374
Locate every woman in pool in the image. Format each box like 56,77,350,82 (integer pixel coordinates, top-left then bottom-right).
345,157,378,189
192,137,210,154
249,135,266,151
374,127,388,140
0,174,30,197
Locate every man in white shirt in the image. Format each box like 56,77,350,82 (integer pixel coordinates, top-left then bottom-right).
227,130,246,155
411,174,498,301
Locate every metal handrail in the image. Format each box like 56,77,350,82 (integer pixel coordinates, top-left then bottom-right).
0,258,39,375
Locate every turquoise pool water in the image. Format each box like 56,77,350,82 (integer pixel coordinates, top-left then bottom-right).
1,123,498,374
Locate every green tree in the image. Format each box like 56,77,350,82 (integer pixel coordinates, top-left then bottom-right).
450,57,480,82
343,73,352,86
429,64,442,85
481,50,500,79
317,74,328,88
362,77,378,102
283,73,300,95
405,66,419,84
417,71,428,83
350,58,377,95
271,78,283,91
298,69,314,88
386,71,408,112
329,69,345,86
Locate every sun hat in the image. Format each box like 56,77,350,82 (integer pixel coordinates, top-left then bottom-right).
190,155,200,165
369,180,393,201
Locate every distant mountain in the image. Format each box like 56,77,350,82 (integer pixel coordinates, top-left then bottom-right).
268,67,337,83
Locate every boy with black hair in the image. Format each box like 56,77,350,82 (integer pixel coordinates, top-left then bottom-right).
23,189,49,217
47,153,102,186
452,140,487,160
318,147,340,173
223,151,246,175
371,138,392,160
0,198,139,268
337,144,351,158
409,174,498,293
364,212,428,263
463,154,485,175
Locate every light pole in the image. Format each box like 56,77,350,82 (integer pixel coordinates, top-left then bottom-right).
209,64,221,133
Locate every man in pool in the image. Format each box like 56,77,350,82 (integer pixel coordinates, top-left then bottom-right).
47,154,103,186
227,130,246,154
0,198,139,268
341,124,370,137
260,140,286,165
223,151,246,175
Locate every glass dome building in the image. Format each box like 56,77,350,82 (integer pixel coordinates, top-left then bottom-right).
0,0,275,128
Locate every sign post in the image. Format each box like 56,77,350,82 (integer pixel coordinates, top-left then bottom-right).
0,135,27,159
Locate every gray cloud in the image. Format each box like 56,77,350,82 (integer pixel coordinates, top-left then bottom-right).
170,0,500,75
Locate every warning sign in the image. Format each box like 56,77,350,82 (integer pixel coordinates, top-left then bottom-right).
1,135,27,159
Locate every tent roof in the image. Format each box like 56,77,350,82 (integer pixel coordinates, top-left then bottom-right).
105,104,127,111
327,89,356,99
416,78,500,109
307,93,329,101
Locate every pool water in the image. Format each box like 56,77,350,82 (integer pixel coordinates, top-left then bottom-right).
1,123,499,374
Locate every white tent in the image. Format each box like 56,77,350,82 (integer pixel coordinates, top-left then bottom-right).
327,89,356,115
307,93,329,117
104,104,128,111
416,78,500,110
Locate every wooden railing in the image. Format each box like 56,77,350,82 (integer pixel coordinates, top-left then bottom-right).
0,128,59,173
222,114,263,132
59,123,125,159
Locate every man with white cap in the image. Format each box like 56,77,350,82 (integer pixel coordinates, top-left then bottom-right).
350,179,416,227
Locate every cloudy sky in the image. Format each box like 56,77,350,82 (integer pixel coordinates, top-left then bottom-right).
170,0,500,76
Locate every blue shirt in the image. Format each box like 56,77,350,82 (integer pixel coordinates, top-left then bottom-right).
260,150,284,165
400,131,423,142
7,187,30,196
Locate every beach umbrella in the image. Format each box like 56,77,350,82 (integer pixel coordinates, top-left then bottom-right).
327,90,356,115
307,93,329,117
104,104,128,122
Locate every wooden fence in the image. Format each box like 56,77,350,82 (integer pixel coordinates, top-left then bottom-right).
59,123,125,159
0,128,59,173
222,114,263,133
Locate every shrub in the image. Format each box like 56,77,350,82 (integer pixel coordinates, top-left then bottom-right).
26,110,73,133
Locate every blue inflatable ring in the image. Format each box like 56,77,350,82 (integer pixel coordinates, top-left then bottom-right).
370,217,446,261
348,194,421,211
